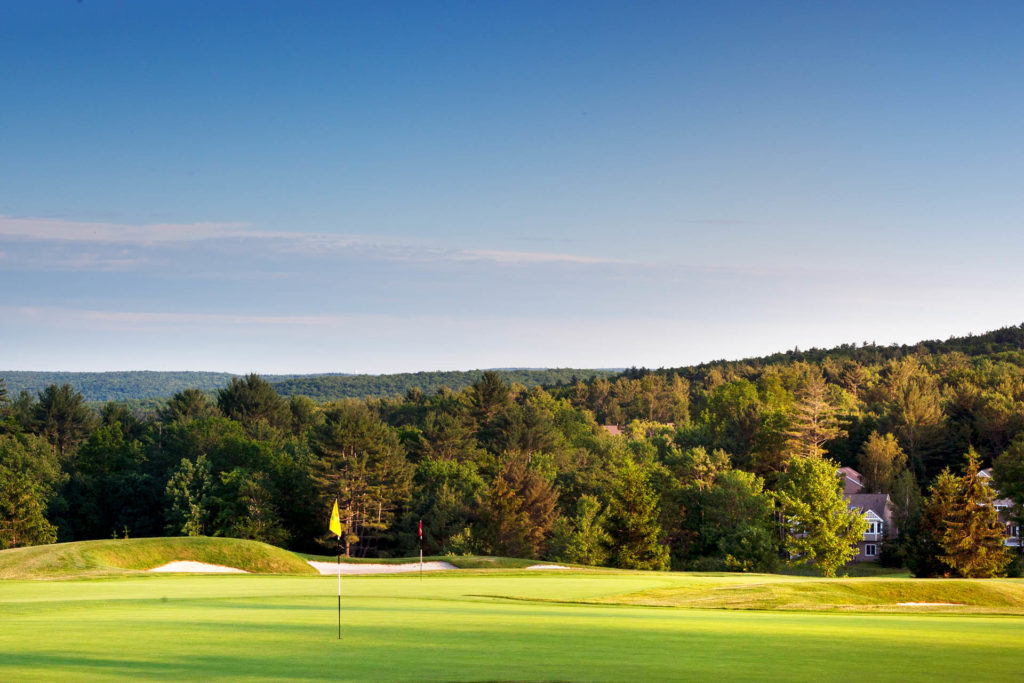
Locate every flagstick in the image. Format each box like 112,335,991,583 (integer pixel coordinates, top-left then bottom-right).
337,536,342,640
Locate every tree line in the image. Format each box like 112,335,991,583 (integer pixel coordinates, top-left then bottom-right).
0,368,616,404
2,333,1023,578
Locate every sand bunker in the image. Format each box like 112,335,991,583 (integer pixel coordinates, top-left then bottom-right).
307,560,457,575
525,564,570,570
897,602,964,607
148,561,249,573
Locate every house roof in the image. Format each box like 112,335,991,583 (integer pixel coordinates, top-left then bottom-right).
838,466,863,482
846,493,890,519
837,466,866,494
602,424,622,436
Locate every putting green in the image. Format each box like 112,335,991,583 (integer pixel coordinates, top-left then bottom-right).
2,572,1023,681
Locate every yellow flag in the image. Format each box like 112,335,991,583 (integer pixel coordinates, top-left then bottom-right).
329,500,342,537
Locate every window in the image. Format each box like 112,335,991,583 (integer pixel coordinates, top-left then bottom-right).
864,544,877,557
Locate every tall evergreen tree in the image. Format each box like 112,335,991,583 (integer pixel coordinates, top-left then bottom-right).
159,388,219,423
784,371,842,462
217,374,289,433
940,449,1010,577
908,468,958,577
32,384,94,459
606,460,669,570
477,455,558,559
310,401,412,556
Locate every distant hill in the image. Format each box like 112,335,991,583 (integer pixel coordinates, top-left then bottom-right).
270,369,618,401
0,368,615,403
0,371,243,402
619,323,1024,381
0,370,328,402
9,324,1022,404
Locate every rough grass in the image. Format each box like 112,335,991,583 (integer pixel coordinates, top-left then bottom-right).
1,572,1023,681
592,574,1024,614
0,537,316,579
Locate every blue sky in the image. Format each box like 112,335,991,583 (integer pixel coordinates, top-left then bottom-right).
2,1,1023,373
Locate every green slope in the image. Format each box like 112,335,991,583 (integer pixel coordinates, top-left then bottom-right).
0,537,316,579
590,573,1024,614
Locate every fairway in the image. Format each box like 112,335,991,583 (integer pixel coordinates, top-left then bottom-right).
2,571,1023,682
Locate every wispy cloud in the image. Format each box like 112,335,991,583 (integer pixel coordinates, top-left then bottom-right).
0,215,622,267
456,249,624,265
2,305,386,330
0,216,258,244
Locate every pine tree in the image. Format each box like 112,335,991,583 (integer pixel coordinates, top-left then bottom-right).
784,371,843,462
940,449,1010,577
908,469,957,577
606,460,669,570
477,455,557,559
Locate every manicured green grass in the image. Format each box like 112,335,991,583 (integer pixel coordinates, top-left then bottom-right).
2,571,1023,681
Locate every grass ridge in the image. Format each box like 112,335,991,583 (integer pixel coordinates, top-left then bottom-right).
0,537,316,579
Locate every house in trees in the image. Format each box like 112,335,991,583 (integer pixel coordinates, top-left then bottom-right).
979,468,1022,549
839,466,897,562
845,493,896,561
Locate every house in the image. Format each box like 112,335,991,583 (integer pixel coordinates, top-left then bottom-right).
978,468,1022,549
846,492,897,561
838,466,897,562
601,424,622,436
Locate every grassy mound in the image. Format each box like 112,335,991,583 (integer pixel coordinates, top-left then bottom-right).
596,574,1024,614
0,537,317,579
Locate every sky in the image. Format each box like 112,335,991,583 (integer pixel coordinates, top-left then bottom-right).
2,1,1023,373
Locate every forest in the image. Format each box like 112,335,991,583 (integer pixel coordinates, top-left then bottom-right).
3,325,1024,578
0,368,615,403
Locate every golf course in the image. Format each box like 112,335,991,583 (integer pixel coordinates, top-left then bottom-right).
1,539,1023,681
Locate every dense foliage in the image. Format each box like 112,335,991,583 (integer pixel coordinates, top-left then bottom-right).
0,369,616,404
3,324,1024,576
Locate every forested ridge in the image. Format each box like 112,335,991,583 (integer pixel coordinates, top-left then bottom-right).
271,369,618,401
2,324,1023,578
0,369,614,403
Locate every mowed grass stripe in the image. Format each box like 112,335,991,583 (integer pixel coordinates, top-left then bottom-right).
2,574,1024,681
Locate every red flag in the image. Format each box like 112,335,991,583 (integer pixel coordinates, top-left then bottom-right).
418,519,422,540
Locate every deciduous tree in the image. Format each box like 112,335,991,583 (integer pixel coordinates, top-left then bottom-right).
777,457,867,577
